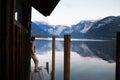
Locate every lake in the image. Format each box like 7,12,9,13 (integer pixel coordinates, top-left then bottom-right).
31,38,116,80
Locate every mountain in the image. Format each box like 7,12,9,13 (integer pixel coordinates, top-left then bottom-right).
31,20,95,38
31,21,70,37
70,20,95,38
31,22,51,37
71,20,96,33
85,16,120,39
31,16,120,39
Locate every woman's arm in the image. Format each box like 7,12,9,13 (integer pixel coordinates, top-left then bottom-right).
32,45,36,54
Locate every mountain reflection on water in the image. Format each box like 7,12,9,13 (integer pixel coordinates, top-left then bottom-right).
31,38,116,80
35,38,116,63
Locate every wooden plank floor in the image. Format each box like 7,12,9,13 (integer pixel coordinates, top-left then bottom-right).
30,66,50,80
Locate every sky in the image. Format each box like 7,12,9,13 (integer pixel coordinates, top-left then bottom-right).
31,0,120,26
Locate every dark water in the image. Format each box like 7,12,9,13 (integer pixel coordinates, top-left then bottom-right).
32,38,116,80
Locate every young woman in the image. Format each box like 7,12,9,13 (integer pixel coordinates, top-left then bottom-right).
31,36,41,72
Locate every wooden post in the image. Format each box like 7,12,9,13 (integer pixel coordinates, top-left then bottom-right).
46,62,49,74
116,32,120,80
64,35,71,80
51,36,55,80
0,0,8,80
6,0,15,80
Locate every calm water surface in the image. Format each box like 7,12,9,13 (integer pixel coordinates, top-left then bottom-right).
31,38,116,80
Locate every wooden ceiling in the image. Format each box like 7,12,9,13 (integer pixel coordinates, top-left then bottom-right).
31,0,60,16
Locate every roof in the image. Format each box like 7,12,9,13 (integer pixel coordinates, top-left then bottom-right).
31,0,60,16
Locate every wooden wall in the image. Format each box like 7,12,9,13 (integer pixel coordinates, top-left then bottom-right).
13,22,31,80
0,0,31,80
0,0,13,80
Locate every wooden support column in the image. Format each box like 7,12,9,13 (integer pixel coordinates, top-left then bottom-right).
0,0,15,80
64,35,71,80
0,0,8,80
116,32,120,80
46,62,49,74
17,2,31,80
51,36,55,80
0,0,2,79
6,0,15,80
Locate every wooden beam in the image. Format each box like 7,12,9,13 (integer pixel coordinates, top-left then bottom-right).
0,0,8,80
116,32,120,80
46,62,49,74
6,0,15,80
51,36,56,80
64,35,71,80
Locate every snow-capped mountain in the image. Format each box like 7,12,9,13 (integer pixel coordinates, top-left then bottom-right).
71,20,96,33
31,16,120,39
31,20,95,37
85,16,120,39
31,21,70,37
70,20,96,38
